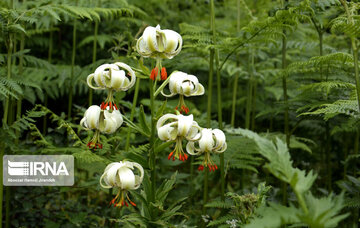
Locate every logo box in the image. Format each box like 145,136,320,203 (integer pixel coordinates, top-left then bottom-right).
3,155,74,186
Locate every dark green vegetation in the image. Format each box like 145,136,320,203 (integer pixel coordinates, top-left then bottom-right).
0,0,360,227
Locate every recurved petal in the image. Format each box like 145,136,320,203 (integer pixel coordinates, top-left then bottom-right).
212,129,226,148
186,124,201,141
132,162,144,189
192,82,205,96
186,141,202,155
118,167,136,190
104,163,123,187
85,105,101,129
157,123,177,141
136,37,152,57
101,118,117,134
163,29,182,57
199,128,214,152
143,26,158,52
156,113,178,130
110,69,126,89
114,62,136,91
177,114,194,137
94,64,114,87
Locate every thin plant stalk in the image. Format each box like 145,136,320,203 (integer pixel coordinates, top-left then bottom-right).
89,18,99,106
245,51,253,130
149,71,157,218
68,16,77,119
203,0,215,215
43,29,53,134
215,50,225,201
230,0,241,127
281,0,289,205
125,78,140,151
249,52,256,131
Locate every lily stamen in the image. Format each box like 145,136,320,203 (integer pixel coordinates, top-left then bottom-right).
161,67,167,80
150,67,158,80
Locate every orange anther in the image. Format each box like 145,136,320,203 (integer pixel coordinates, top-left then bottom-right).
161,67,167,80
168,151,174,160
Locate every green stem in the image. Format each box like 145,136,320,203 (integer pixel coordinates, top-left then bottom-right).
215,50,225,201
245,52,253,130
281,0,289,205
295,191,309,215
154,71,171,98
202,169,209,215
282,36,289,147
43,29,53,134
149,77,156,218
125,79,140,151
203,0,215,217
89,19,99,106
231,0,241,127
68,15,77,119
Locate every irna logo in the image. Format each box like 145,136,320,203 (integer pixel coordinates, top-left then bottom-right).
8,161,69,176
3,155,74,186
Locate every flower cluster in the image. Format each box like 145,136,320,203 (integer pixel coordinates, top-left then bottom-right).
88,24,226,210
81,62,136,149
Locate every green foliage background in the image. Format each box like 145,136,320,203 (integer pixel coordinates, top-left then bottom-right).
0,0,359,227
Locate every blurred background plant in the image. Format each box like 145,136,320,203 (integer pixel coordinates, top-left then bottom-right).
0,0,359,227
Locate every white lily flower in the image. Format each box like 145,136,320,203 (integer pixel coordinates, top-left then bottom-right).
156,113,201,161
136,25,182,59
161,71,205,97
80,105,123,134
100,161,144,208
186,128,227,171
80,105,123,149
161,71,205,114
87,62,136,91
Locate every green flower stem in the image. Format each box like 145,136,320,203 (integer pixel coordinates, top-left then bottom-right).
149,77,156,217
125,78,140,151
68,14,77,120
43,29,53,134
89,18,99,106
280,0,289,205
230,0,241,127
203,0,215,216
245,52,254,130
215,50,225,201
154,74,171,98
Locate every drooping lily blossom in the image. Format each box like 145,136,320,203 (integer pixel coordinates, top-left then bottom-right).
80,105,123,149
100,161,144,208
136,25,182,60
186,128,227,172
157,113,201,161
161,71,205,113
87,62,136,91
